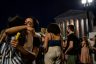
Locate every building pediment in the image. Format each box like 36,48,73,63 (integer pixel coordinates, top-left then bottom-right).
54,10,94,20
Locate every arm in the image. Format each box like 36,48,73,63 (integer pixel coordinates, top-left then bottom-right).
0,32,6,43
60,37,65,61
16,45,36,60
43,33,49,52
0,26,26,43
5,25,27,34
0,30,7,43
10,27,36,60
11,37,36,60
65,41,73,54
23,36,40,58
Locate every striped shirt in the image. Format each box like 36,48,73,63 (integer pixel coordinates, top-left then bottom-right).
0,36,24,64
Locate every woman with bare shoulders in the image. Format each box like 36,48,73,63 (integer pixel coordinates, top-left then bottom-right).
43,23,63,64
0,17,41,64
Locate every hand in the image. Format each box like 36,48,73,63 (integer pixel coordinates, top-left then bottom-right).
26,26,35,35
26,26,35,33
26,26,33,31
10,39,18,48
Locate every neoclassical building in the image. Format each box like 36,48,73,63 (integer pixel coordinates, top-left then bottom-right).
54,10,94,38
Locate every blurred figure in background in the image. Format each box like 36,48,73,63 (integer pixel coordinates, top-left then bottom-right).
80,36,91,64
36,28,47,64
40,28,47,42
65,25,80,64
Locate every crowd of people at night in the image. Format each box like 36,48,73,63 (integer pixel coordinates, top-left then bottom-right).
0,16,96,64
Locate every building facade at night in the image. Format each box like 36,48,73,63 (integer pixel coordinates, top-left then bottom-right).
54,10,94,38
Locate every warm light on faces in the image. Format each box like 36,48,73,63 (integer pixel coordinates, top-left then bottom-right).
24,18,34,27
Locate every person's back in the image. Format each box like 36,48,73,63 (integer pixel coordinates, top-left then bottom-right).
48,33,61,47
44,33,62,64
44,23,62,64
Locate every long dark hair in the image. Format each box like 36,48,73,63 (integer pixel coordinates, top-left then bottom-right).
47,23,60,35
82,36,90,47
18,17,40,45
24,16,40,32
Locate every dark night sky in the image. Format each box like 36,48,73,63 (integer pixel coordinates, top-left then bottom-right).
0,0,96,30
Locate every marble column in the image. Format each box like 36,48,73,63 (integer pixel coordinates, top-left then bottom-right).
81,19,84,37
65,20,69,38
70,19,74,25
62,21,65,37
75,19,79,37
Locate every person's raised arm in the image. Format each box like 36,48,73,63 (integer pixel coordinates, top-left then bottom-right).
5,25,27,35
16,45,36,60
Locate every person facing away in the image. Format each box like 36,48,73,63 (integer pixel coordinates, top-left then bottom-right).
43,23,63,64
2,17,41,64
65,25,80,64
